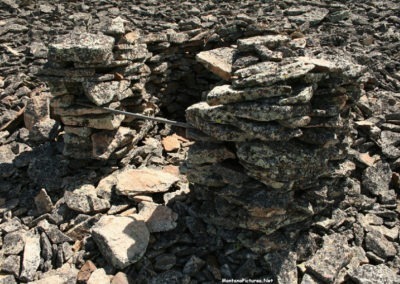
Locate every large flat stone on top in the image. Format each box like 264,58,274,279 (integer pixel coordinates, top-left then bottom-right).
196,47,235,81
115,168,179,197
48,32,114,63
91,215,149,269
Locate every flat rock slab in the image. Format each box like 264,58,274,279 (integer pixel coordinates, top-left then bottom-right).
92,215,150,269
196,47,235,81
48,32,114,63
115,168,179,197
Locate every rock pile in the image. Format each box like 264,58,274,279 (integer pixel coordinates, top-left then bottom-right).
186,34,366,234
42,27,155,160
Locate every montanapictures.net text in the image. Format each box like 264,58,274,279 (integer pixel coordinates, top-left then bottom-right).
222,279,273,283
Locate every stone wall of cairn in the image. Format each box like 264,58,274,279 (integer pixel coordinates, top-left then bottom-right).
42,20,155,161
186,34,367,236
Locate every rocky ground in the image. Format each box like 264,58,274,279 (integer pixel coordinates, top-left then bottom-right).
0,0,400,283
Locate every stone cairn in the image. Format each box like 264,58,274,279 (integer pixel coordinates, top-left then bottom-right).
186,34,366,238
41,20,154,161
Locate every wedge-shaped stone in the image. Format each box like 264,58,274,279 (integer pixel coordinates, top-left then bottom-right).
237,35,290,51
196,47,236,80
206,84,292,106
48,32,114,63
92,216,149,269
61,113,124,130
82,80,132,106
114,168,179,197
233,60,315,88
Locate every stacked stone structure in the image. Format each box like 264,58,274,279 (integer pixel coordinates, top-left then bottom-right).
186,34,366,235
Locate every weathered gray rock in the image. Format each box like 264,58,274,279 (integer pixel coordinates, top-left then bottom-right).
305,234,353,283
0,144,16,178
236,141,332,187
365,230,397,259
237,35,290,51
20,233,41,282
37,220,72,244
135,201,178,232
265,251,297,284
2,229,27,255
91,127,136,160
114,168,179,197
233,60,315,88
287,7,329,26
82,80,132,106
0,274,17,284
154,254,177,271
187,142,236,165
34,188,54,215
91,215,150,269
183,255,206,276
64,190,110,214
48,32,114,63
362,161,392,197
348,264,400,284
1,255,20,277
206,84,292,106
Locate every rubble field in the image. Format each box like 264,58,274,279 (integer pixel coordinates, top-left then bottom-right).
0,0,400,283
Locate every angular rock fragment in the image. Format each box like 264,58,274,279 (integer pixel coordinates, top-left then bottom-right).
92,215,150,269
2,229,27,255
20,233,41,282
348,264,400,284
237,35,290,51
64,190,110,214
233,60,315,88
206,84,292,106
196,47,235,80
114,168,179,197
362,161,392,197
365,230,397,259
305,234,353,283
135,201,178,232
34,188,54,215
82,80,132,106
